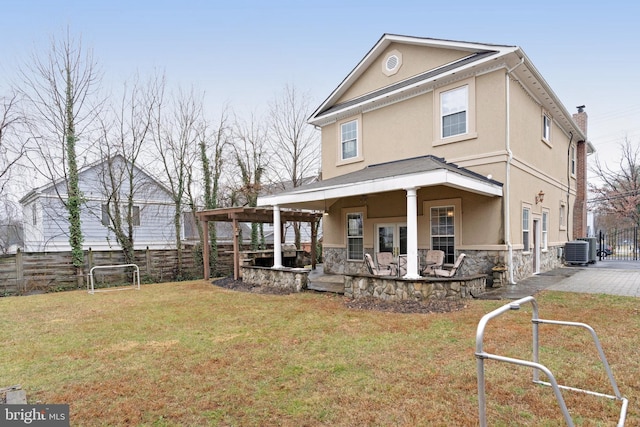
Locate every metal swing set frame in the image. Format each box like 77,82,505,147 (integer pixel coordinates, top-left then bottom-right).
475,296,629,426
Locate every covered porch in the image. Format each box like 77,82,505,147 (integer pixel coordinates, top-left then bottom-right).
257,155,504,279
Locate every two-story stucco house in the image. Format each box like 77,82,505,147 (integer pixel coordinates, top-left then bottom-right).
258,34,593,283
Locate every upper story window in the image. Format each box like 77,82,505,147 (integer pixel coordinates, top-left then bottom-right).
570,144,576,177
32,205,37,226
542,113,551,143
341,120,358,160
433,78,476,146
441,86,468,138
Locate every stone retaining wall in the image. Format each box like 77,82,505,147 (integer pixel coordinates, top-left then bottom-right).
323,246,564,285
241,266,310,292
344,274,486,301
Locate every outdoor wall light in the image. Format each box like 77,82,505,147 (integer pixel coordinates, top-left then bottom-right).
535,190,545,204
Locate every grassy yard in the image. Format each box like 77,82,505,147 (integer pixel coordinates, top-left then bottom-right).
1,280,638,426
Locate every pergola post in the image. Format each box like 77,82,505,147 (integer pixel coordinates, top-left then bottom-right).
310,219,318,270
202,219,210,280
232,219,240,280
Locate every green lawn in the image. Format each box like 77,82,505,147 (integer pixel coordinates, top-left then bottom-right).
1,280,637,426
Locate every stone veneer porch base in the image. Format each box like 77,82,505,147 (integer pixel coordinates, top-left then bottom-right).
241,266,486,302
344,273,486,301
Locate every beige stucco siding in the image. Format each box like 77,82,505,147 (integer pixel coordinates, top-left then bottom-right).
323,188,503,250
337,43,469,104
322,69,510,181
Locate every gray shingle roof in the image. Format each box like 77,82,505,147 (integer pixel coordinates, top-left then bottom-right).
294,155,502,193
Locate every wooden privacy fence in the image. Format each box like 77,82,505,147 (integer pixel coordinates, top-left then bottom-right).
0,245,237,296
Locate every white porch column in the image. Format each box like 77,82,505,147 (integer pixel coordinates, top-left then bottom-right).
272,205,283,268
404,187,420,279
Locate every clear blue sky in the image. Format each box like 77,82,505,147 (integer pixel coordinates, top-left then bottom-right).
2,0,639,169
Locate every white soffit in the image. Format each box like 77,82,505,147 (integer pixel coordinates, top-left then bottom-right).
258,169,502,207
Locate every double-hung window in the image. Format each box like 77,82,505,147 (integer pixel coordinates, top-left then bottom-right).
346,212,363,260
341,120,358,160
523,207,530,252
431,206,455,264
542,211,548,250
441,86,468,138
542,113,551,142
102,204,140,227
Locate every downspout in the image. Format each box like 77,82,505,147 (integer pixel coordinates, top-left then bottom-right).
505,56,524,285
566,132,574,241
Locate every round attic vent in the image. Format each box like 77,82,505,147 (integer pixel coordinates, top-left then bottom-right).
385,55,399,72
382,49,402,76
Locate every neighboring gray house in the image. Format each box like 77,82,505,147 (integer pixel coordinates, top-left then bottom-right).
20,156,180,252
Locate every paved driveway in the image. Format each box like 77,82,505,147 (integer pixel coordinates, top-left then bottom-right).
486,260,640,299
547,267,640,297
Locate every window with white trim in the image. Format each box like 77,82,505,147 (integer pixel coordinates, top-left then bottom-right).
183,212,199,240
32,205,37,226
523,207,530,252
132,206,140,227
441,86,468,138
570,144,576,176
346,212,364,260
542,113,551,142
101,204,109,226
102,204,140,227
431,206,455,264
542,210,548,250
341,120,358,160
559,201,566,230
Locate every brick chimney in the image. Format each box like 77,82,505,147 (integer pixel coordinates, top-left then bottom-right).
572,105,588,238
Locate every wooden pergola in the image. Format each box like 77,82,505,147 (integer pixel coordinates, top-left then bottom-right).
195,207,323,280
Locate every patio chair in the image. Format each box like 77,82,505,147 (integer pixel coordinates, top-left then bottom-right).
364,253,393,276
431,253,466,278
376,252,395,274
397,254,407,277
422,249,445,275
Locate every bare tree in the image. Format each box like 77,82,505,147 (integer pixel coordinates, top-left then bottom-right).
94,74,160,264
590,137,640,226
152,84,202,278
0,91,28,241
18,30,102,278
233,113,267,249
198,106,232,274
267,84,320,247
0,92,27,198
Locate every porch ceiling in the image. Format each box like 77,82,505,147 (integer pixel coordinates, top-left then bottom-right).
258,155,503,210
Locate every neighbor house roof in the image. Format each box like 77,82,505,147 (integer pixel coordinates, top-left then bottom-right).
19,154,173,204
257,155,503,211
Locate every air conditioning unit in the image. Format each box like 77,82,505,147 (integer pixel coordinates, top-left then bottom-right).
565,240,589,265
578,237,597,263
